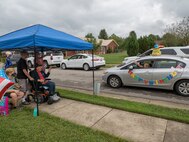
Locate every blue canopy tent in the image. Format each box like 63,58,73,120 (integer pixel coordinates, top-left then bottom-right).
0,24,95,116
0,24,93,51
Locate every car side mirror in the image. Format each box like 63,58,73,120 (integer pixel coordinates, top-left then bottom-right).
129,65,133,70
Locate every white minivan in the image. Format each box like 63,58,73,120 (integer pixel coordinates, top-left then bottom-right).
123,46,189,64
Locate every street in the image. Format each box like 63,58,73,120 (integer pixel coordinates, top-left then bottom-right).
50,68,189,105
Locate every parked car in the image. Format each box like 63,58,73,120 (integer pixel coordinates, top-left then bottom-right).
103,55,189,96
61,54,105,71
123,46,189,64
9,51,63,68
27,51,64,68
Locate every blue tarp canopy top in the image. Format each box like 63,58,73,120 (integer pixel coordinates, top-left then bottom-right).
0,24,93,51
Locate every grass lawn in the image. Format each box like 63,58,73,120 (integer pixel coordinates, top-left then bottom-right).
0,108,127,142
57,88,189,124
99,51,127,64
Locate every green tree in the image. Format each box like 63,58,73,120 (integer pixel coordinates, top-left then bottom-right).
147,35,155,49
85,33,95,39
98,29,108,39
127,31,139,56
109,34,125,50
138,36,149,53
162,33,178,47
86,38,102,52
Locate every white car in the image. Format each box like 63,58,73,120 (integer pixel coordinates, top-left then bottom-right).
27,51,64,68
61,54,105,71
123,46,189,64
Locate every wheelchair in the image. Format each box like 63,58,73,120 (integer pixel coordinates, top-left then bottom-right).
26,70,60,105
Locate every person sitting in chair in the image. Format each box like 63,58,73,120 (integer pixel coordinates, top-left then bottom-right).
5,68,24,109
32,64,55,96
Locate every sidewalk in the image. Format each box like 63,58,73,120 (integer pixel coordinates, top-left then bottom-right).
31,98,189,142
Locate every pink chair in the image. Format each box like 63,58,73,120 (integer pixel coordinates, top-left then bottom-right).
0,97,9,116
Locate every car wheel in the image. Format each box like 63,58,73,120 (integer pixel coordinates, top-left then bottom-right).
61,63,67,70
108,75,122,88
44,60,49,68
175,80,189,96
83,63,90,71
28,61,33,68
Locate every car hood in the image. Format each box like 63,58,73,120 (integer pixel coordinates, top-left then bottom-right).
105,66,120,72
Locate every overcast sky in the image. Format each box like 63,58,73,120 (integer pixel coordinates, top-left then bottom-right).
0,0,188,38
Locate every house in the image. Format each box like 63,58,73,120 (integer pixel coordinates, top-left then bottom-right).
99,39,119,54
65,38,119,57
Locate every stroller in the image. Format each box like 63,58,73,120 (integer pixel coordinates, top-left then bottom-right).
27,70,60,105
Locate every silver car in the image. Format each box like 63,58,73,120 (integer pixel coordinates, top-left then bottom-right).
102,55,189,96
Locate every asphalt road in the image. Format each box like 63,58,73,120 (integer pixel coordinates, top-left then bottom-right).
50,68,189,105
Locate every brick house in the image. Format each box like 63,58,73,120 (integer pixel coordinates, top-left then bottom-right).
65,38,119,57
99,39,119,54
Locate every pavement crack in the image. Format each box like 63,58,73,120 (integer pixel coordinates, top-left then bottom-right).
90,108,113,128
163,120,168,142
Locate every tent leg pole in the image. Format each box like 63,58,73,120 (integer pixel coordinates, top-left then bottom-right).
92,50,95,95
34,46,39,116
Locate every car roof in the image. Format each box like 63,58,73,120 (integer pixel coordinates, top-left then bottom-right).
136,55,188,61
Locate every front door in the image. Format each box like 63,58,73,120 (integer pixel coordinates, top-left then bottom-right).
120,59,154,87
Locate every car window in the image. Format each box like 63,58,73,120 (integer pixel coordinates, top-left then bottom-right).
77,55,83,59
160,49,177,55
69,55,78,60
82,55,88,59
122,60,154,70
154,60,177,68
180,48,189,54
53,51,63,56
139,50,152,57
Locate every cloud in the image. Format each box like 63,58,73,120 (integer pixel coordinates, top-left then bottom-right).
0,0,188,38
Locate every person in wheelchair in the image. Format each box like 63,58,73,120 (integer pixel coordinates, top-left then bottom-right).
30,64,60,103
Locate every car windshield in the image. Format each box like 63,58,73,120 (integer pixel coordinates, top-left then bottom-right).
117,63,126,67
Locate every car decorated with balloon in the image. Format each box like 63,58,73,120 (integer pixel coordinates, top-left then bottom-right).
102,55,189,96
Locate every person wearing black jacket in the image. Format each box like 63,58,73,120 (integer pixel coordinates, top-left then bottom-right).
32,64,55,96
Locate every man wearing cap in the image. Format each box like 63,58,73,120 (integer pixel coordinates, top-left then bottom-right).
17,50,34,105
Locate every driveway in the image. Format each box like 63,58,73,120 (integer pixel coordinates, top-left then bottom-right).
50,68,189,104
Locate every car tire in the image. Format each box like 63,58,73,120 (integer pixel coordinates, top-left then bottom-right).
108,75,122,88
175,80,189,96
61,63,67,70
44,60,49,68
83,63,90,71
28,61,33,68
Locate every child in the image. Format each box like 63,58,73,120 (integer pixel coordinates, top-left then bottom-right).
4,51,13,69
4,68,24,108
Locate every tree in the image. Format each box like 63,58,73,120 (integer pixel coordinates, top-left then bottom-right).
98,29,108,39
127,31,139,56
147,35,155,49
109,34,125,50
162,33,179,47
86,38,102,52
165,17,189,46
138,36,149,53
85,33,95,39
